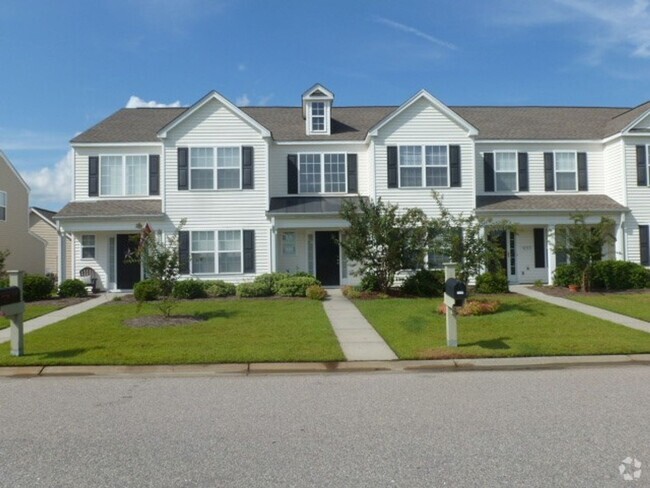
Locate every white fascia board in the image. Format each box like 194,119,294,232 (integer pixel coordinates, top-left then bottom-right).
477,139,602,145
30,208,58,230
157,90,271,139
368,89,478,138
274,140,367,146
301,83,335,100
0,149,30,191
619,108,650,135
71,142,163,148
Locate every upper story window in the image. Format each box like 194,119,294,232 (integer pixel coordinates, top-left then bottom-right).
311,102,326,132
555,151,577,191
100,155,148,196
299,153,347,194
0,191,6,221
190,147,241,190
495,151,517,192
399,145,449,188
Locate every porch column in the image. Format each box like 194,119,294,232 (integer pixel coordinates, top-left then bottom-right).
615,216,625,261
57,227,67,285
546,225,556,285
270,227,278,272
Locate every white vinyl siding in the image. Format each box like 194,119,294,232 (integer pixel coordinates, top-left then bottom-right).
100,155,147,196
555,151,577,191
494,151,517,192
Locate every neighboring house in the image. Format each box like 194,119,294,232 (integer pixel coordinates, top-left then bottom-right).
0,150,46,275
29,207,72,278
56,84,650,290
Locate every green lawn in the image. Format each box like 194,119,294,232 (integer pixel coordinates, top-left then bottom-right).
0,304,64,331
569,292,650,322
353,294,650,360
0,299,344,365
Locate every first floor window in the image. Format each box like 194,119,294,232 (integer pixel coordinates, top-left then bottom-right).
495,152,517,192
190,230,242,274
399,145,449,188
0,191,6,221
81,235,95,259
100,155,147,196
282,232,296,256
555,152,577,191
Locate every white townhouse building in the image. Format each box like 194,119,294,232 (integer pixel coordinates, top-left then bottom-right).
55,84,650,290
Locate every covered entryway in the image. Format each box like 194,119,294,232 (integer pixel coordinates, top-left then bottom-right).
315,231,340,286
116,234,141,290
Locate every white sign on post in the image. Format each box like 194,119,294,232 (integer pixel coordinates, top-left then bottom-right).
0,271,26,356
443,263,458,347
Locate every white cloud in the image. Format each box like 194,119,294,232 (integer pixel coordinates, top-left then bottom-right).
126,96,182,108
374,16,457,51
236,94,251,106
0,128,68,151
22,150,73,210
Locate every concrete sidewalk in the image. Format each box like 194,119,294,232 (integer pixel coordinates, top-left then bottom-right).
0,293,115,344
511,285,650,334
322,288,398,361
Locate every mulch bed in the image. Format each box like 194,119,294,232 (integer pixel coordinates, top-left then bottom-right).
124,315,206,328
29,295,95,307
530,286,650,298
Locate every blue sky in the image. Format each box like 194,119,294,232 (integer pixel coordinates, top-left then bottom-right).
2,0,650,210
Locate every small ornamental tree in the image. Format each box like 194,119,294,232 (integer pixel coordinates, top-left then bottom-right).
339,198,430,292
554,214,615,291
0,249,9,279
429,192,513,283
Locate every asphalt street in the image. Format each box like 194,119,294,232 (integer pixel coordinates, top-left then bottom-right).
0,366,648,487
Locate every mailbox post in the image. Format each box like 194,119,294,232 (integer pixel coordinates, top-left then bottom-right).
443,263,467,347
0,271,26,356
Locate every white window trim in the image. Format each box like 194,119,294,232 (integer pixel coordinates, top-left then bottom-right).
0,190,6,221
98,154,149,197
81,234,96,260
188,145,243,192
553,150,578,192
494,150,519,193
297,152,348,194
306,101,330,135
189,230,244,275
397,145,450,189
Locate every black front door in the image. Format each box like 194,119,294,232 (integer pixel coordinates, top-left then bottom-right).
315,231,340,286
116,234,141,290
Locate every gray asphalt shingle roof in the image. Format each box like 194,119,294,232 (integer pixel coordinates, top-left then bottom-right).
55,200,164,219
475,195,627,213
268,196,368,214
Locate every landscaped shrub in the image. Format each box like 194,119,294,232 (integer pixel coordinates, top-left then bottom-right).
236,282,273,297
133,279,161,302
275,276,321,297
173,279,207,299
590,260,650,290
401,269,444,297
360,274,381,292
254,272,291,294
306,284,328,300
342,285,362,299
205,280,236,297
475,271,509,294
0,277,8,288
22,274,55,302
438,299,501,316
58,279,88,298
553,264,582,287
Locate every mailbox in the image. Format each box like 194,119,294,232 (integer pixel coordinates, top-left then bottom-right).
0,286,21,307
444,278,467,307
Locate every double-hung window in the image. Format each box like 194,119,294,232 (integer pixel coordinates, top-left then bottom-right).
0,191,6,221
81,235,96,259
190,230,243,274
189,147,241,190
555,152,577,191
495,152,517,192
100,155,147,196
299,153,346,193
311,102,325,132
399,145,448,187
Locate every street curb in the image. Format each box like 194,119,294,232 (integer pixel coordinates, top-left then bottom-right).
0,354,649,378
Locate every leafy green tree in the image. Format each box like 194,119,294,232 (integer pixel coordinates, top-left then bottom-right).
339,198,430,292
554,214,615,291
0,249,9,278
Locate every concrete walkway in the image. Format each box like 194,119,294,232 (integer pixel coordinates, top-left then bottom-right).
511,285,650,334
322,289,398,361
0,293,116,344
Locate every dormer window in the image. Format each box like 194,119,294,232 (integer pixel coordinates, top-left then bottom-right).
302,84,334,136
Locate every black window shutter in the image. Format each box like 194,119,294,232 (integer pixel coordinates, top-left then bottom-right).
449,145,461,187
149,155,160,196
242,146,254,189
347,154,358,193
287,154,298,194
518,152,529,192
243,230,255,273
483,152,495,192
387,146,398,188
88,156,99,197
533,228,545,268
179,231,190,274
640,226,650,266
544,153,555,191
177,147,189,191
577,152,588,191
637,145,647,186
